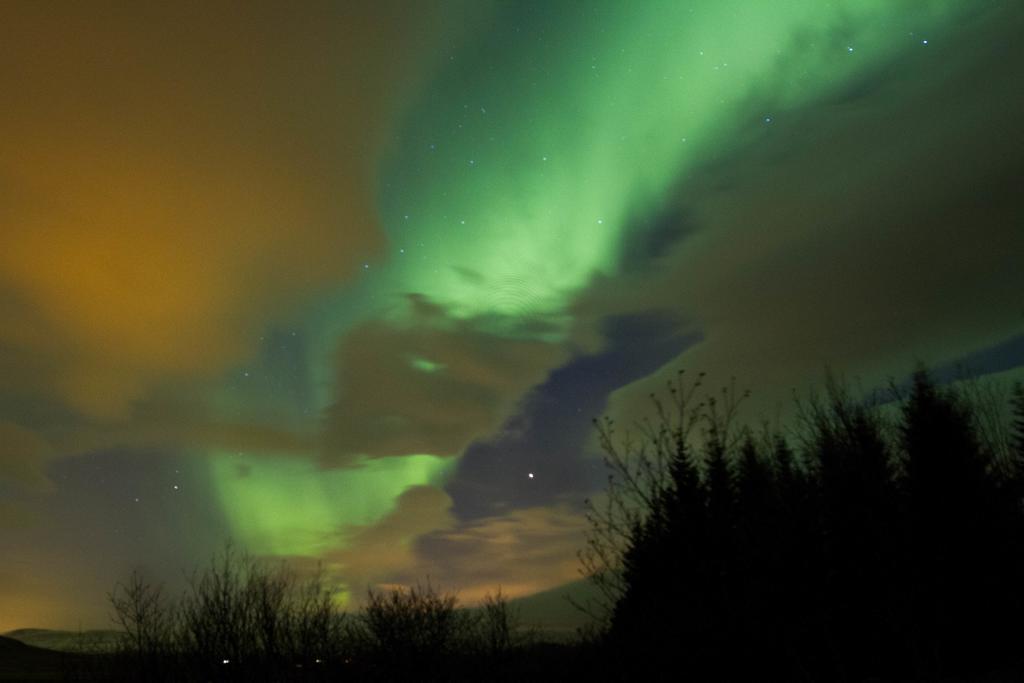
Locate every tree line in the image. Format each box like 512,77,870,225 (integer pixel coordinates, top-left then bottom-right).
582,369,1024,681
79,546,568,681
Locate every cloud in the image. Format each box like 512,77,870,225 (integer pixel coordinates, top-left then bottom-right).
0,500,35,531
0,3,450,419
0,421,53,491
330,492,587,605
572,9,1024,425
408,505,589,602
324,296,568,463
331,485,456,597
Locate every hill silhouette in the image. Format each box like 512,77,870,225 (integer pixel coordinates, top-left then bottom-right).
506,578,601,637
0,635,67,681
3,629,120,653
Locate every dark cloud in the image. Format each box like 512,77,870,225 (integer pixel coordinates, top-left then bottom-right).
445,313,698,520
617,206,700,274
931,334,1024,385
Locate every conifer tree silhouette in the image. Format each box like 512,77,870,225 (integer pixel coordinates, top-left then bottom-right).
899,370,994,674
586,368,1024,681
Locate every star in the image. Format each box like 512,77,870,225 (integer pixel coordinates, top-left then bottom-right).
528,472,535,479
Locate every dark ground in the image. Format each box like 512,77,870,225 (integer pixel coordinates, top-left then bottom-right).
0,635,71,681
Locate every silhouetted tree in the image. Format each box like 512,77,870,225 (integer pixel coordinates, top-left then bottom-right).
578,371,707,628
101,549,565,682
802,376,898,677
585,367,1024,681
899,370,993,674
107,570,174,682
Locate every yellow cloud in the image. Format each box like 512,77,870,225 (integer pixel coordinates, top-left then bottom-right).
0,2,446,419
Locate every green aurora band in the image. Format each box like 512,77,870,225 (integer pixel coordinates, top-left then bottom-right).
207,1,970,582
209,452,452,557
377,0,963,321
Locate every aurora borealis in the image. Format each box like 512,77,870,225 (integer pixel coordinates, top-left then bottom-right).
2,1,1023,632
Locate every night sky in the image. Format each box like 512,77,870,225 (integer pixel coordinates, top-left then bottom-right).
2,1,1023,631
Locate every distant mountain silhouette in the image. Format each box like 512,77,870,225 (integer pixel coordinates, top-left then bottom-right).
507,578,603,636
3,628,120,652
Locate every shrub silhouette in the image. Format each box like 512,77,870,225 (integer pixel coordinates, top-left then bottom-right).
107,569,175,680
98,548,545,681
583,368,1024,681
478,588,531,657
356,580,465,680
97,545,345,682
